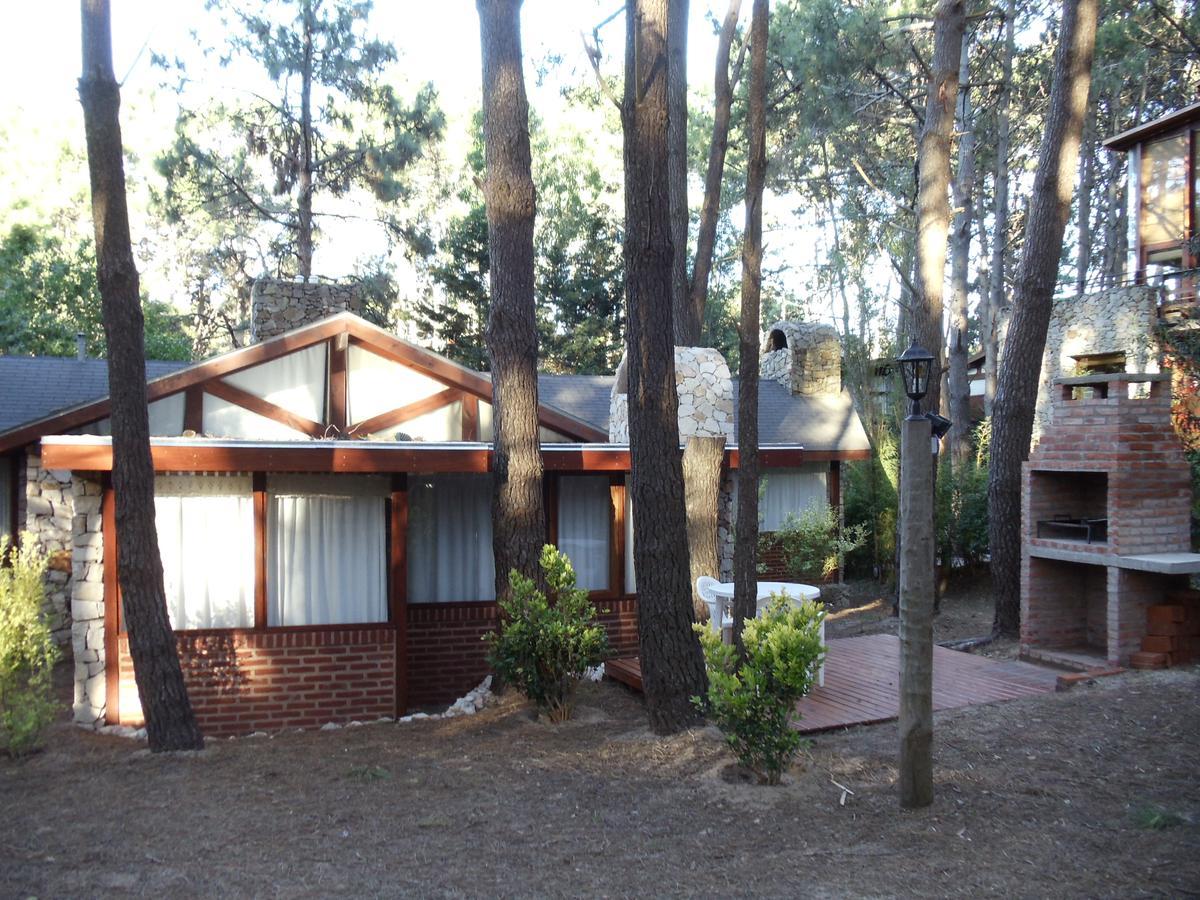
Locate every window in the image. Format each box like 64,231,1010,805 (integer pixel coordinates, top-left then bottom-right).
624,480,636,594
267,474,388,625
407,473,495,602
760,466,829,531
154,475,255,630
557,476,611,592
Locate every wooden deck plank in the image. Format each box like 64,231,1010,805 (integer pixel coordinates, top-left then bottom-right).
605,634,1059,734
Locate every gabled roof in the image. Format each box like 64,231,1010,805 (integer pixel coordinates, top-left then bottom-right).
0,357,188,435
0,313,607,453
1104,100,1200,152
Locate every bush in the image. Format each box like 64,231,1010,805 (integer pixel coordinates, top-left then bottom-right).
694,596,825,784
769,503,868,583
935,422,991,572
485,545,609,723
0,535,60,756
843,430,899,580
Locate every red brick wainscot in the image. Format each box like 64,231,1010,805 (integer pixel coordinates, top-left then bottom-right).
116,627,397,735
405,596,641,709
115,597,642,735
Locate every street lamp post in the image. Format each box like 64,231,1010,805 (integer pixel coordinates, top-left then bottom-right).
897,339,936,809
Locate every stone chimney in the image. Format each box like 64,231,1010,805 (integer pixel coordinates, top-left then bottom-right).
759,321,842,396
608,347,734,443
251,278,364,342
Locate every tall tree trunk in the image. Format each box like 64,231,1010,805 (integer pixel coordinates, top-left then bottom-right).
668,0,695,345
985,0,1015,418
297,0,315,278
683,436,725,620
622,0,707,733
948,35,975,469
79,0,203,753
478,0,547,599
988,0,1099,637
732,0,768,652
1075,116,1096,296
688,0,742,335
911,0,966,420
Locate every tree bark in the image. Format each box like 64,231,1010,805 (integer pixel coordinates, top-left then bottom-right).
668,0,695,345
79,0,203,753
898,414,935,808
947,35,975,469
1074,117,1096,297
985,0,1015,419
297,0,315,278
623,0,707,733
988,0,1099,637
732,0,768,654
910,0,966,421
683,436,726,620
478,0,547,599
688,0,742,338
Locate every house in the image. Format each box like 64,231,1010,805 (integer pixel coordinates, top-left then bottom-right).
0,280,869,736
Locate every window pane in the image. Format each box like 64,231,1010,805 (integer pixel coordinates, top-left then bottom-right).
155,475,255,630
0,461,12,547
267,475,388,625
407,474,495,602
624,480,636,594
1140,133,1187,246
557,476,611,592
761,466,829,531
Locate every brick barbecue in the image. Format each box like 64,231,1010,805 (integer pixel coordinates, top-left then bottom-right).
1021,373,1200,670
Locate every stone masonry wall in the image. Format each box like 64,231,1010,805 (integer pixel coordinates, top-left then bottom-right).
69,475,105,726
760,321,842,396
608,347,734,443
251,278,364,342
22,452,75,644
1032,285,1160,442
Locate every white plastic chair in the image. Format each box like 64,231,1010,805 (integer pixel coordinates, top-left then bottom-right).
695,576,723,631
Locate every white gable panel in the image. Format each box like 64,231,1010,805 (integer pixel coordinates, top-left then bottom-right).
368,400,462,442
478,400,493,441
348,345,448,425
223,344,327,421
202,394,310,440
148,393,185,435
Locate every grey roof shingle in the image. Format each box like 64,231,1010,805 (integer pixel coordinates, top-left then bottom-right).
0,356,189,434
1,350,870,454
537,373,871,453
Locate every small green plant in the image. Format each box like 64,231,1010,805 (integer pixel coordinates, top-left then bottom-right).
694,596,825,785
1133,804,1186,831
769,503,868,583
347,764,392,782
0,535,61,757
485,545,609,723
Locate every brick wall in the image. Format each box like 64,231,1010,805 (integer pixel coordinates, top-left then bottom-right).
115,598,643,733
117,627,397,736
405,597,641,709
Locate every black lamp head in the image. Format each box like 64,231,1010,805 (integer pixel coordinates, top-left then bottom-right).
897,339,935,417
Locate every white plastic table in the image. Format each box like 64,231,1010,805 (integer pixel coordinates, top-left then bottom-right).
704,581,825,687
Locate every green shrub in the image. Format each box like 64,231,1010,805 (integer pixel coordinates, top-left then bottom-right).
769,503,868,583
485,545,609,723
694,596,825,785
843,430,899,579
0,535,60,756
935,423,991,572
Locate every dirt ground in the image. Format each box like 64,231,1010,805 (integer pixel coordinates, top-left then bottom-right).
3,582,1198,899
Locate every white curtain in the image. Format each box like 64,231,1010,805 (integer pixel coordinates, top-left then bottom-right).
760,466,829,531
407,474,494,602
268,474,388,626
154,475,255,630
624,480,636,594
557,476,611,592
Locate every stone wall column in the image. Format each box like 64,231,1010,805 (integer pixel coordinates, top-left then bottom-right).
69,475,106,726
23,453,74,644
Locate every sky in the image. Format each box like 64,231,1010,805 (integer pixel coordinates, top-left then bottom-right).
0,1,879,339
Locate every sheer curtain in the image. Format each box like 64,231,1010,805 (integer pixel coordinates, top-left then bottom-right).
557,476,611,592
407,474,494,602
760,466,829,531
268,474,388,626
624,480,636,594
154,475,255,629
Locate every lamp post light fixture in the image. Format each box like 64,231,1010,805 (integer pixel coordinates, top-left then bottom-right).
897,339,935,419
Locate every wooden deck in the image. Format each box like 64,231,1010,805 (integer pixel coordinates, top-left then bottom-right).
606,634,1061,733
